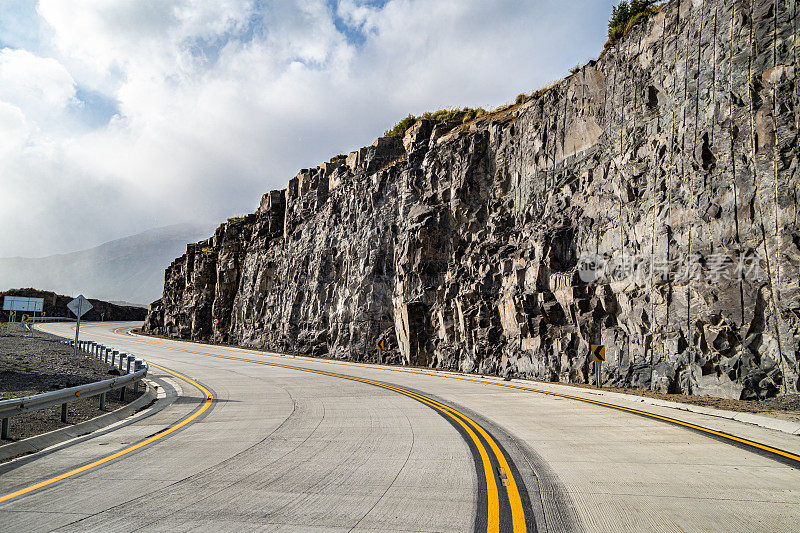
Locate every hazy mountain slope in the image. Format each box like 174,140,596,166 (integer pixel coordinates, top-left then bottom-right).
0,224,212,305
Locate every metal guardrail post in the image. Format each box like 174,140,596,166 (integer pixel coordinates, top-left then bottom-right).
61,403,68,423
126,356,132,374
119,384,126,402
99,392,105,410
111,351,117,366
1,417,8,439
133,359,142,394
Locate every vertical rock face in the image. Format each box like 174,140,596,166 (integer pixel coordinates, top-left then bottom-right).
145,0,800,399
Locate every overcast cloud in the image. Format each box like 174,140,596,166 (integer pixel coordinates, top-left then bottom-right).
0,0,614,257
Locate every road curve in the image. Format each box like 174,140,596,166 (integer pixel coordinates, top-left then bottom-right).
0,322,798,532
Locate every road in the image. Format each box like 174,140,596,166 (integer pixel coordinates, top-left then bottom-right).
1,322,798,532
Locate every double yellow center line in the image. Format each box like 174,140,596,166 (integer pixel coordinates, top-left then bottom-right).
167,348,527,533
114,330,527,532
128,328,800,467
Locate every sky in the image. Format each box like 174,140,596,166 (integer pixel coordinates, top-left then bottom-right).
0,0,615,258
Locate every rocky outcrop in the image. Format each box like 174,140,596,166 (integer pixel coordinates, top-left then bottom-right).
145,0,800,399
1,288,147,322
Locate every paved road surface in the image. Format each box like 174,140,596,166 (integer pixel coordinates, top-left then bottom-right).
0,322,798,532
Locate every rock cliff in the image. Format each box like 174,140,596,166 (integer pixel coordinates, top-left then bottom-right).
145,0,800,399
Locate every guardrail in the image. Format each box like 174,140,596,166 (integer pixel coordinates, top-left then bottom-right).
0,339,147,440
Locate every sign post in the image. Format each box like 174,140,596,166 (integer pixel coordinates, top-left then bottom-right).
376,338,385,364
67,295,93,360
591,344,605,387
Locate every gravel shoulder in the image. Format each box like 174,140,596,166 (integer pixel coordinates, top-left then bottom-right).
0,323,143,441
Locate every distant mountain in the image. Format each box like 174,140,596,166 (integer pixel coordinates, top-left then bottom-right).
0,224,213,306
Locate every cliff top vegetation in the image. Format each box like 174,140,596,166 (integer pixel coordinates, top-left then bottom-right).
607,0,659,44
384,108,488,138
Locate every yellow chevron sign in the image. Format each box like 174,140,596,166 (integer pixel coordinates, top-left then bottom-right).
591,344,605,362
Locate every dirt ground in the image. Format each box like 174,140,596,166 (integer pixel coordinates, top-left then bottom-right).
0,323,143,441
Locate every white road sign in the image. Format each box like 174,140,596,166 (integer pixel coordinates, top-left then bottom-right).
67,295,93,318
3,296,44,312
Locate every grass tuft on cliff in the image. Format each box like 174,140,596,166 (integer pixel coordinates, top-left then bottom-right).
607,0,658,45
384,107,487,138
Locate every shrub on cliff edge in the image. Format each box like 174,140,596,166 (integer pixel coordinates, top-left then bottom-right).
607,0,657,44
384,107,487,138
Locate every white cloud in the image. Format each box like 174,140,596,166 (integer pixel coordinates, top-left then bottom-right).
0,48,75,111
0,0,614,257
0,102,29,158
